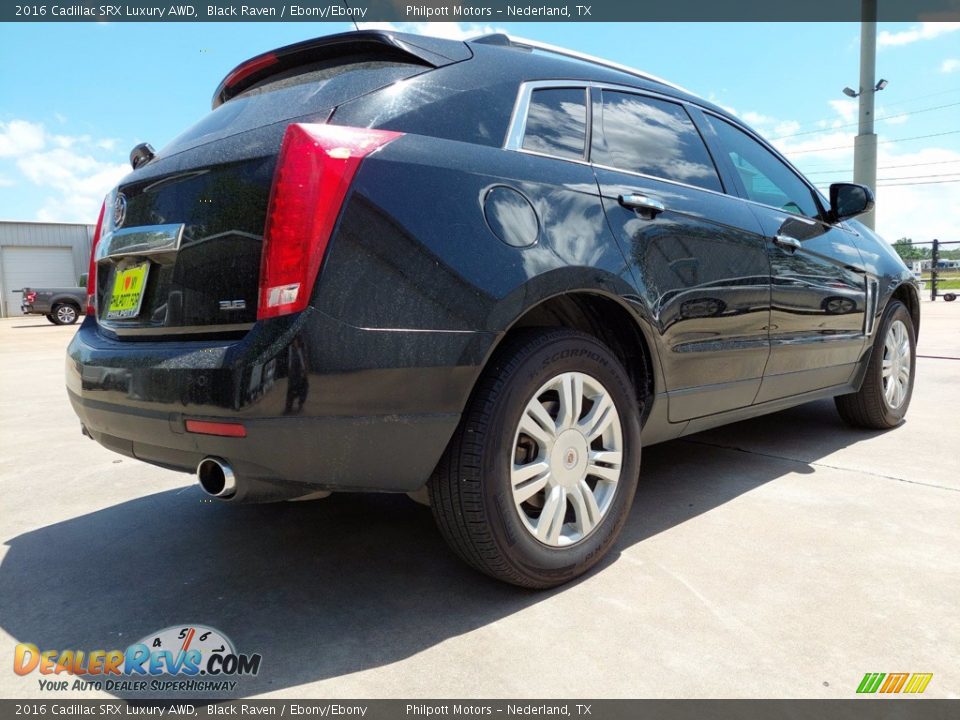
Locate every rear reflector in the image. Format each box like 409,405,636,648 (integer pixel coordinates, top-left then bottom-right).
257,123,403,320
185,420,248,438
87,199,106,316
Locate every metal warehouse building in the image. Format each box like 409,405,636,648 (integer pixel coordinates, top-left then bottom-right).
0,221,95,317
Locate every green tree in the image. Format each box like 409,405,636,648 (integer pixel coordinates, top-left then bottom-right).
892,237,920,262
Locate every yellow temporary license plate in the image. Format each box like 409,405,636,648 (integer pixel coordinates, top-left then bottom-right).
106,262,150,319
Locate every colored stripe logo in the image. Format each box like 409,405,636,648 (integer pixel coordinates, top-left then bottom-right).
857,672,933,694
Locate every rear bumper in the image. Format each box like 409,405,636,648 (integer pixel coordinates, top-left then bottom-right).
68,389,459,498
66,308,495,497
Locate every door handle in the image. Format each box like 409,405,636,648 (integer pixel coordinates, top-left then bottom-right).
772,234,802,253
618,193,666,217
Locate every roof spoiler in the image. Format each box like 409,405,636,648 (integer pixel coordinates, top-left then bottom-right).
212,30,472,109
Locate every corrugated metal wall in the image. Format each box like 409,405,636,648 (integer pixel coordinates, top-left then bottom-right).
0,222,95,318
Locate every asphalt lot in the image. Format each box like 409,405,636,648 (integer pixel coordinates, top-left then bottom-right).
0,303,957,699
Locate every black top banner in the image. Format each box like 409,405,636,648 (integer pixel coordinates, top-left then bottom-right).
3,0,960,22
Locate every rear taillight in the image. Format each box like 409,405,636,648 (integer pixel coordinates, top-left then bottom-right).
257,123,403,320
87,200,106,316
24,291,36,303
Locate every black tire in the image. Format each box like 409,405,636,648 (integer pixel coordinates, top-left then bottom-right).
44,314,57,325
944,293,957,302
835,300,916,429
428,328,642,588
51,303,79,325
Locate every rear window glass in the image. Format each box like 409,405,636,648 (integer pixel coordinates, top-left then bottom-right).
522,88,588,160
592,91,722,192
161,56,426,158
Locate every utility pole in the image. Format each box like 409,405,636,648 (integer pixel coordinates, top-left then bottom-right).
853,0,878,229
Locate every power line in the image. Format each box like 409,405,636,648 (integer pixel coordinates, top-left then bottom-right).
801,158,960,175
772,101,960,140
810,173,960,183
788,130,960,155
875,172,960,181
876,178,960,187
859,85,960,110
761,85,960,140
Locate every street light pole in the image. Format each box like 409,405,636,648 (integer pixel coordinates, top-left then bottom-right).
853,0,878,229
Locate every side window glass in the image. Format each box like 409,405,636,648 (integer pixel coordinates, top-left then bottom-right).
705,115,820,217
592,91,722,192
521,88,587,160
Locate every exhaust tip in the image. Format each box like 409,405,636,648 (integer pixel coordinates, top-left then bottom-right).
197,457,237,498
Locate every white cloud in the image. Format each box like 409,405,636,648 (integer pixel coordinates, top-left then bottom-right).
878,22,960,47
876,105,909,125
0,118,128,222
828,99,858,125
871,147,960,243
941,58,960,73
741,111,775,127
0,120,46,157
357,21,502,41
18,148,127,223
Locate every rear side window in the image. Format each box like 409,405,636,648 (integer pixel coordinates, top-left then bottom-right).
521,88,588,160
592,91,722,192
705,115,820,218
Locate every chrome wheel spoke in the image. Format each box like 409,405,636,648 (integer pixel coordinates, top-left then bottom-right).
881,358,893,378
536,487,567,544
885,375,897,405
557,373,584,430
519,400,557,447
586,450,622,483
511,461,551,504
579,393,615,441
568,481,601,536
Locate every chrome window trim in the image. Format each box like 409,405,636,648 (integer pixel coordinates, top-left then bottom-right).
504,79,842,231
504,80,591,158
506,80,729,185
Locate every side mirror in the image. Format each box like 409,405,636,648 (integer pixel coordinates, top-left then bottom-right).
828,182,875,223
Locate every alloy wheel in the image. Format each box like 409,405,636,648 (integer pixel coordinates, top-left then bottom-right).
511,371,623,547
56,306,77,324
882,319,911,410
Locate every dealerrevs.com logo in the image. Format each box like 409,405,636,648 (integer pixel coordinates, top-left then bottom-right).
13,625,262,693
856,672,933,694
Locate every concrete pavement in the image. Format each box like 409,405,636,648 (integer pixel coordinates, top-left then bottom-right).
0,302,957,699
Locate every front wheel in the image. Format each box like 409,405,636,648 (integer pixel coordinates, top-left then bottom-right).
51,303,79,325
835,300,916,429
429,329,642,588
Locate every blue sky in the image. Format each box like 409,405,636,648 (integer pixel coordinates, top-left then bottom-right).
1,21,958,243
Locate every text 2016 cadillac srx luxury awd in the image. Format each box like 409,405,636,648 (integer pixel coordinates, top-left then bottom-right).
67,31,920,587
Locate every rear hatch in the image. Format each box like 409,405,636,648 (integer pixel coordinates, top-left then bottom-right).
93,31,469,338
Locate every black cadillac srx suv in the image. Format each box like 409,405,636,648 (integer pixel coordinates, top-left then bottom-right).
67,31,920,588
